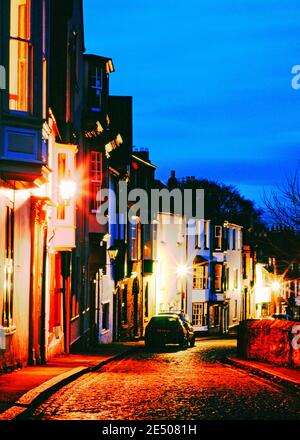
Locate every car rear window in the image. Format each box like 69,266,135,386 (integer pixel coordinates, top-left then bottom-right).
150,317,180,329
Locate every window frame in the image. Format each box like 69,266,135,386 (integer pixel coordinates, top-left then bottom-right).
90,151,103,213
192,264,208,290
192,302,208,327
9,0,33,113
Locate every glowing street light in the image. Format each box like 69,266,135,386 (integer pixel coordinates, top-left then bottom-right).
272,281,280,292
59,178,76,203
177,264,188,277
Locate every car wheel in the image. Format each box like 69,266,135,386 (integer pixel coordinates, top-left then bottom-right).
179,338,188,349
189,336,195,347
145,339,152,349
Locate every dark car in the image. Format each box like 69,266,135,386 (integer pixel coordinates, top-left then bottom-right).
158,311,195,347
144,315,188,349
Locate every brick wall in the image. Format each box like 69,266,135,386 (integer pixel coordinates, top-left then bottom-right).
237,319,300,368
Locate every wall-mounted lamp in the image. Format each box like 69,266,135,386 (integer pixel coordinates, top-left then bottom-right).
107,247,119,261
59,178,76,204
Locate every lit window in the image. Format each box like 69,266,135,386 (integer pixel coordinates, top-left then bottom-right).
90,151,103,212
234,268,239,289
192,302,207,327
9,0,32,112
3,206,14,328
143,224,152,259
215,263,223,292
130,222,138,260
193,264,208,289
57,153,66,220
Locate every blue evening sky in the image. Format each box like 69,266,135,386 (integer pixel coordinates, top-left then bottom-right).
83,0,300,208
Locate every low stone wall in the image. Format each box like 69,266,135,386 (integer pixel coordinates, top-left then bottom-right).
237,319,300,368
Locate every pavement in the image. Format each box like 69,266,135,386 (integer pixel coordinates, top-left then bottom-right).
0,337,299,420
225,356,300,392
0,341,143,420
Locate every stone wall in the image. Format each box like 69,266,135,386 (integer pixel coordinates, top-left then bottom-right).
237,319,300,368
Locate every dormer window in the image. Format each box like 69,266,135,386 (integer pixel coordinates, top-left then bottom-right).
89,66,103,112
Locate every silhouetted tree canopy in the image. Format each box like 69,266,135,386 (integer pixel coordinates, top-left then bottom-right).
167,175,264,230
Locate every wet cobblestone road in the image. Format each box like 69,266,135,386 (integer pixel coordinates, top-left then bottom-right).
32,340,300,420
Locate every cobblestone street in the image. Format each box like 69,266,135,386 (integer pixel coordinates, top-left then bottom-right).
31,339,300,420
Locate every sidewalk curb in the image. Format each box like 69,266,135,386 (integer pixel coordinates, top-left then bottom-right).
224,356,300,394
0,345,139,420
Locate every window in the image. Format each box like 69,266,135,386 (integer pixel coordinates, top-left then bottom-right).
193,264,208,289
89,66,103,112
234,268,239,289
225,267,230,290
204,220,209,249
130,222,138,260
9,0,32,112
233,299,238,319
223,227,229,250
210,305,220,327
232,229,236,250
3,207,14,328
215,226,222,250
102,302,109,331
57,153,66,220
121,286,127,324
90,151,103,212
215,263,223,292
143,224,152,259
152,222,157,260
192,302,208,326
195,220,200,248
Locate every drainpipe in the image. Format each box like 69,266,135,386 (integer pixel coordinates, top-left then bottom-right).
40,225,48,364
28,201,36,366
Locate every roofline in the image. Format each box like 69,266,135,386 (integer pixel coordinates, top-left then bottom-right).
132,154,157,169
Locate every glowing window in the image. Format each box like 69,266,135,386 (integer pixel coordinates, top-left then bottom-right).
90,151,103,212
9,0,32,112
215,263,223,292
193,265,208,290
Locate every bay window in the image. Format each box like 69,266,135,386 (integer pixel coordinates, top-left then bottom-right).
9,0,32,112
193,264,208,290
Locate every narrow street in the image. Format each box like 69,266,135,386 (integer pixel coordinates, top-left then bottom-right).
29,339,300,420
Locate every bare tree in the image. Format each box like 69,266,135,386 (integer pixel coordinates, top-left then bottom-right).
263,166,300,230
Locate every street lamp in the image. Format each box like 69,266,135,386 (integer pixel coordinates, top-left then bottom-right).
107,247,119,261
59,177,76,204
271,281,280,292
177,264,188,277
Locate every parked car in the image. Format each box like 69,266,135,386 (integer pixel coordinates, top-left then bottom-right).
144,314,188,349
271,313,292,321
158,311,195,347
